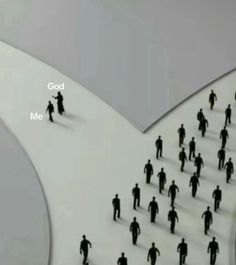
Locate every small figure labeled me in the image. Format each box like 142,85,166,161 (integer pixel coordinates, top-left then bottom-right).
46,100,54,122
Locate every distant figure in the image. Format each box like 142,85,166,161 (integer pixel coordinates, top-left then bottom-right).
155,136,163,159
194,153,204,177
201,206,213,235
46,101,54,122
189,172,200,197
168,180,180,206
117,252,128,265
179,148,187,172
147,242,161,265
177,238,188,265
197,108,204,130
209,90,217,110
52,91,65,115
148,197,159,223
207,237,219,265
168,206,179,234
225,104,232,126
129,217,141,245
157,168,166,194
132,183,140,210
199,116,209,137
144,160,154,184
217,147,225,170
189,137,196,161
212,186,222,212
112,194,120,221
80,235,92,265
220,126,229,148
224,158,234,183
178,124,186,147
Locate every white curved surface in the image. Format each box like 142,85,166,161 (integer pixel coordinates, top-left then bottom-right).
1,42,236,265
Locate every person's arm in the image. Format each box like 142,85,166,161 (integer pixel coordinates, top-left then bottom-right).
144,165,146,174
177,244,179,252
202,159,204,167
168,187,170,197
151,166,154,175
212,191,215,199
210,214,213,224
198,179,200,186
148,203,151,212
117,258,120,265
189,179,192,187
207,244,210,253
201,212,205,219
129,223,132,232
157,248,161,256
147,251,150,261
176,213,179,222
217,244,219,253
215,94,217,101
138,224,141,235
157,204,159,214
177,186,180,193
80,243,82,254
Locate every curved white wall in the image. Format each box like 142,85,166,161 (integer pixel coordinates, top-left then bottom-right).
1,0,236,131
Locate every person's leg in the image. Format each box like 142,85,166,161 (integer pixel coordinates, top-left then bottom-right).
137,196,140,207
214,200,217,212
118,208,120,218
160,147,163,157
218,159,221,170
113,209,116,221
133,198,136,210
159,181,162,194
83,250,88,264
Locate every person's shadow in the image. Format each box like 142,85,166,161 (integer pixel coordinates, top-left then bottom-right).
63,112,86,123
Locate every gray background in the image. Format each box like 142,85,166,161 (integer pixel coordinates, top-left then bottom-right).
1,0,236,131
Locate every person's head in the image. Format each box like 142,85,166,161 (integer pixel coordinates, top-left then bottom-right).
198,153,201,157
207,206,210,210
153,196,155,201
182,238,185,243
228,104,231,108
49,100,51,104
182,148,185,151
224,126,226,129
181,124,184,127
133,217,136,221
148,159,151,163
200,108,202,111
152,242,155,247
135,183,138,187
121,252,125,257
58,92,61,95
194,172,196,176
172,206,175,210
211,90,213,93
229,157,232,161
172,180,175,184
158,135,161,139
82,235,86,239
115,194,118,198
161,167,164,171
217,185,219,189
213,237,216,241
192,137,195,140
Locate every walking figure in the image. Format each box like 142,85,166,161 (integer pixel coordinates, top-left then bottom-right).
117,253,128,265
212,186,222,212
220,126,229,148
197,108,204,130
194,153,204,177
179,148,187,172
144,160,154,184
148,197,159,223
168,206,179,234
80,235,92,265
217,147,225,170
155,136,163,159
207,237,219,265
209,90,217,110
129,217,141,245
132,183,140,210
46,101,54,122
147,242,160,265
225,104,232,126
157,168,166,194
177,238,188,265
178,124,186,147
224,158,234,183
199,115,209,137
201,206,213,235
52,91,65,115
189,172,200,197
112,194,120,221
168,180,179,206
189,137,196,161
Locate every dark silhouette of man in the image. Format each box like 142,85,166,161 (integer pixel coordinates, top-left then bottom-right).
194,153,204,177
209,90,217,110
132,183,140,210
147,242,160,265
220,126,229,148
217,147,225,170
199,116,209,137
112,194,120,221
224,157,234,183
178,124,186,147
225,104,231,126
80,235,92,265
201,206,213,235
46,101,54,122
179,148,187,172
168,206,179,234
52,91,65,115
144,160,154,184
207,237,219,265
155,136,163,159
189,172,200,197
212,186,222,212
189,137,196,161
177,238,188,265
129,217,141,245
117,252,128,265
148,197,159,223
197,108,204,130
168,180,179,206
157,168,166,194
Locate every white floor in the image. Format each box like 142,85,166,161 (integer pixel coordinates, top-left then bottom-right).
0,41,236,265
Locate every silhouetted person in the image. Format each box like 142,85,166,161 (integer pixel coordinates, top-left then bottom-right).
194,153,204,177
148,197,159,223
189,172,200,197
147,242,160,265
200,116,209,137
80,235,92,265
157,168,166,194
178,124,186,147
207,237,219,265
168,180,179,206
52,91,65,115
144,160,154,184
132,183,140,210
209,90,217,110
212,186,222,212
112,194,120,221
117,252,128,265
197,108,204,130
46,101,54,122
220,126,229,148
201,206,213,235
217,147,225,170
224,157,234,183
129,217,141,245
155,136,163,159
189,137,196,161
168,206,179,234
225,104,231,126
179,148,187,172
177,238,188,265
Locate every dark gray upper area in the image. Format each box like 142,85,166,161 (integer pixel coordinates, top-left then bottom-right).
1,0,236,131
